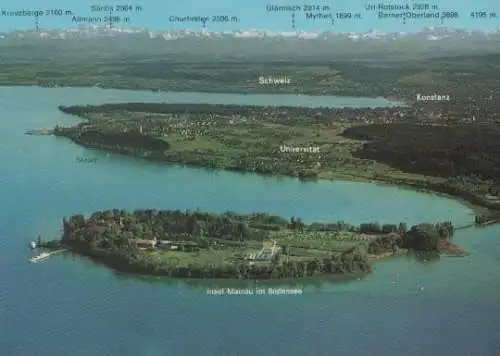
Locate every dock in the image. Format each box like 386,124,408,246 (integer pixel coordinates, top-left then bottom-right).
29,249,66,263
25,129,54,136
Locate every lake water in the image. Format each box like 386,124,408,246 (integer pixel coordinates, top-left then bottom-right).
6,85,404,108
0,86,499,356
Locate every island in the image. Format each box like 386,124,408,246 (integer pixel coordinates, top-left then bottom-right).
35,209,462,279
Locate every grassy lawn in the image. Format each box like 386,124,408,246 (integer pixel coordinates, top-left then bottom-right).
142,229,374,268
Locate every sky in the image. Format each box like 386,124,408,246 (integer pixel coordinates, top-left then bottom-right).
0,0,499,33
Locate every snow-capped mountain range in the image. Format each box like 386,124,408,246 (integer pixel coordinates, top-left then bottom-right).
1,26,499,41
3,26,499,61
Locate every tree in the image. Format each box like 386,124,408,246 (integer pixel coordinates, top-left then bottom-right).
382,224,398,234
404,223,440,251
398,222,408,235
186,215,197,236
271,252,280,266
296,217,304,233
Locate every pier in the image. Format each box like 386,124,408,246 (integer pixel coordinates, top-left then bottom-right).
25,129,54,136
29,249,66,263
455,218,500,231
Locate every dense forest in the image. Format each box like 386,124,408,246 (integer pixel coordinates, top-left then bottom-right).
58,209,455,279
342,123,500,185
75,131,171,151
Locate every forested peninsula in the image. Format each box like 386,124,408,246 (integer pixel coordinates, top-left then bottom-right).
55,209,459,280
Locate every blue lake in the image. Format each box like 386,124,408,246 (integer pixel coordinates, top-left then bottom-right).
0,87,498,356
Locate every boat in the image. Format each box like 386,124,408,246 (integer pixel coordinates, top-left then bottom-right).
29,252,51,263
29,241,37,249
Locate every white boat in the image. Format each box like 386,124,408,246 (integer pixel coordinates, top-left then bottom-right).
29,252,50,263
29,241,37,249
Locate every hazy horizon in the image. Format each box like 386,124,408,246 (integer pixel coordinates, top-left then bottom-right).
0,0,499,33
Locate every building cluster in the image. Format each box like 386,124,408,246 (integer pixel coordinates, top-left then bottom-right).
135,237,199,251
247,240,282,261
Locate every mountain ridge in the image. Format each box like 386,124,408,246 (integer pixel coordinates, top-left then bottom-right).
1,25,500,41
2,26,500,62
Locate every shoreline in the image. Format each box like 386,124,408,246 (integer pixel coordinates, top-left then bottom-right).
57,140,490,216
51,101,499,217
26,118,497,216
56,244,455,283
64,246,415,283
65,246,374,283
0,83,409,104
3,83,408,110
317,173,488,216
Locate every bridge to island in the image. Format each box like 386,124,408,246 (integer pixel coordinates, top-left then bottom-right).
455,217,500,231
